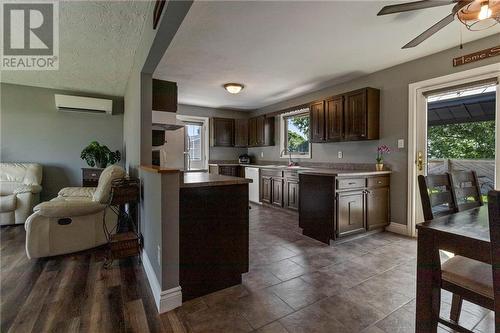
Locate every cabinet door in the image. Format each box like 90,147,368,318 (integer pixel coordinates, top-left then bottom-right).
366,187,390,230
260,176,272,204
263,117,275,146
212,118,234,147
234,119,248,147
326,96,343,141
337,191,365,237
256,116,265,146
344,89,367,141
219,166,239,177
152,79,177,112
248,117,257,146
285,180,299,210
310,101,325,143
272,178,283,207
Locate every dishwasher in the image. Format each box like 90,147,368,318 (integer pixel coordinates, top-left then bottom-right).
244,167,260,204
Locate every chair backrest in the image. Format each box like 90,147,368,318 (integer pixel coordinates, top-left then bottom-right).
418,173,457,221
451,170,483,212
0,163,42,185
486,190,500,331
92,165,126,203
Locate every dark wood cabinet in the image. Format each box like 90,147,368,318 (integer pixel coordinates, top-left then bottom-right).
248,116,274,147
366,186,390,230
152,79,177,112
310,101,325,143
209,164,243,178
337,190,366,237
211,118,234,147
82,168,103,187
272,178,283,207
325,96,344,141
344,88,379,141
284,179,299,211
260,176,272,204
235,119,248,147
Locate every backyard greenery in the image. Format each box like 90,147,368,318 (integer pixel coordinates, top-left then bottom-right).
286,114,310,153
427,121,495,160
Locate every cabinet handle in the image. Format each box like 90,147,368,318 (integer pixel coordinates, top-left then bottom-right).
377,181,382,184
348,182,356,185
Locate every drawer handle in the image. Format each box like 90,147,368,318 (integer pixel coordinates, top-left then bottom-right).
348,182,356,185
377,181,382,184
91,173,97,177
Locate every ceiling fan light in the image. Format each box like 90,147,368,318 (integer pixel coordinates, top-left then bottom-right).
224,83,244,94
478,1,492,20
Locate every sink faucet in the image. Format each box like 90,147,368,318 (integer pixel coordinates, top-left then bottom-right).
280,149,296,167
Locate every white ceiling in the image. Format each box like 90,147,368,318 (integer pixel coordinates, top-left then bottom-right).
1,1,150,96
154,1,500,110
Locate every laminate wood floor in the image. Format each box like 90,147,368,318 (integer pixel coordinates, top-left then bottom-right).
1,204,494,332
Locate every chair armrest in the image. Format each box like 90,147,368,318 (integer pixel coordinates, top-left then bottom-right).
13,184,42,194
58,187,95,198
33,200,106,218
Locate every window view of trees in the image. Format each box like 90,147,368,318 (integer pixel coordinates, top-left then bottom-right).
286,113,309,154
427,121,495,160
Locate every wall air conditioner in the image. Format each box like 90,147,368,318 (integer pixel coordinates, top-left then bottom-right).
54,94,113,115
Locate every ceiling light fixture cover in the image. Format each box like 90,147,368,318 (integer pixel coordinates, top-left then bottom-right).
224,83,244,94
457,0,499,31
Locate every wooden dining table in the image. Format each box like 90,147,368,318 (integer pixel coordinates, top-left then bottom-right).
415,205,491,332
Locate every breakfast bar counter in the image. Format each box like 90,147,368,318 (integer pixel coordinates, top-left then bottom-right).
181,172,252,188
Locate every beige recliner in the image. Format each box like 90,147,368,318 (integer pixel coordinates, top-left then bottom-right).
0,163,43,225
25,165,126,259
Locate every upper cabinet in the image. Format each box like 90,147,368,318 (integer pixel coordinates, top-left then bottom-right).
211,118,234,147
235,119,249,148
310,87,379,143
248,116,275,147
152,79,177,112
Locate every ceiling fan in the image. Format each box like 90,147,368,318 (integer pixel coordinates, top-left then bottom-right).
377,0,500,48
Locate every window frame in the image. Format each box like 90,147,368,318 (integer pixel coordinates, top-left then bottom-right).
279,108,311,159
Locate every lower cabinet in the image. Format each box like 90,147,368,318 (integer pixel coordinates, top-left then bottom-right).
284,179,299,210
260,176,272,204
337,190,366,237
272,178,284,207
366,187,390,230
209,165,243,177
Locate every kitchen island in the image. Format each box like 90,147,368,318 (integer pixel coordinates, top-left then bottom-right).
298,169,391,244
180,172,252,300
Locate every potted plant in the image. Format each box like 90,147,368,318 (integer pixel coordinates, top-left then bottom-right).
376,145,390,171
81,141,121,168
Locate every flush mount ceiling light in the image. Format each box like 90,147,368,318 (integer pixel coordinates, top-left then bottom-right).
223,83,244,94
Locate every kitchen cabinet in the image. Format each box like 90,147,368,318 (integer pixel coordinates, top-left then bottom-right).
152,79,177,112
337,190,365,237
284,179,299,211
299,173,390,244
235,119,248,147
260,176,272,204
272,178,283,207
211,118,234,147
309,87,379,143
249,116,274,147
310,101,325,143
209,164,243,178
344,88,379,141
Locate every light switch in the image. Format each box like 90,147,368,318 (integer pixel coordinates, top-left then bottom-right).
398,139,405,149
338,151,343,159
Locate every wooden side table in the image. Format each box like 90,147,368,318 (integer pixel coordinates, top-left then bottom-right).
82,168,103,187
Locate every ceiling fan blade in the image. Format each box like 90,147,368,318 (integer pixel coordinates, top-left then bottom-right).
402,13,455,48
377,0,454,16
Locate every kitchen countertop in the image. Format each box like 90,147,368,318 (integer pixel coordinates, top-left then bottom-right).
181,172,252,188
298,169,392,176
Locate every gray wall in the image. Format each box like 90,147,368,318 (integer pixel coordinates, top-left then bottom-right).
177,104,249,161
248,33,500,226
0,83,124,200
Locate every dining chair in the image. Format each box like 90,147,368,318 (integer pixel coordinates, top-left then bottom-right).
434,190,499,331
450,170,483,212
418,173,457,221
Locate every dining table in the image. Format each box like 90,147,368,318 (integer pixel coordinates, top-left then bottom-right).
415,205,491,332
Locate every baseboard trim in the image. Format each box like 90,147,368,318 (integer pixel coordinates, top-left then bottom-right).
141,251,182,313
385,222,410,236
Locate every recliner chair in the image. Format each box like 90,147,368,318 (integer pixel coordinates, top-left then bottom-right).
0,163,43,225
25,165,126,259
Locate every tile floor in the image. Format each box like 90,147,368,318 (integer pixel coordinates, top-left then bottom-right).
173,203,494,333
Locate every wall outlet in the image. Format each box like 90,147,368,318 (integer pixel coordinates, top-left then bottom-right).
260,151,264,158
337,151,343,159
398,139,405,149
157,245,161,267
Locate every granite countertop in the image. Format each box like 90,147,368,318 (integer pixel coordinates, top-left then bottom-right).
298,169,392,177
181,172,252,188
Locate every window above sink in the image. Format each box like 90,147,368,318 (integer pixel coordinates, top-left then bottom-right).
280,108,311,159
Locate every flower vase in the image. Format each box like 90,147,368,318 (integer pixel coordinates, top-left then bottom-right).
375,163,384,171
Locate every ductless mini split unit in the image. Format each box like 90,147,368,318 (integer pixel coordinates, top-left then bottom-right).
54,94,113,115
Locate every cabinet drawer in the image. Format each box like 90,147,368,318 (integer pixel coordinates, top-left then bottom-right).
82,168,102,180
284,170,299,179
336,178,365,190
261,169,283,178
367,176,389,188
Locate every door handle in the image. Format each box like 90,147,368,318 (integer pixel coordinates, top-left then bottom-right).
417,151,424,172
